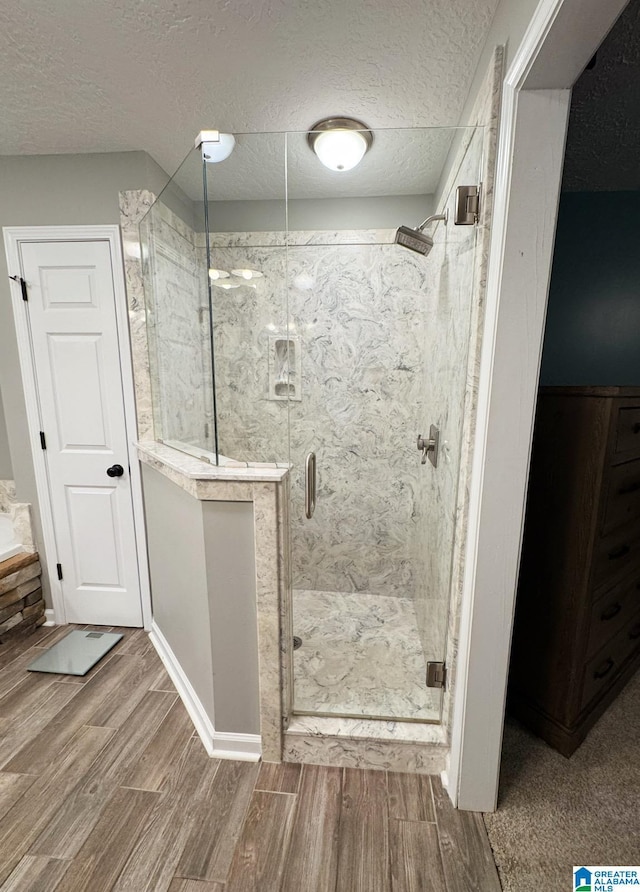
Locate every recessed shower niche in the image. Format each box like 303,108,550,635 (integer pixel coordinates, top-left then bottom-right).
138,121,486,733
269,336,301,401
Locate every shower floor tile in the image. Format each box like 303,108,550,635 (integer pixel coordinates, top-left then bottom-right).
292,590,441,722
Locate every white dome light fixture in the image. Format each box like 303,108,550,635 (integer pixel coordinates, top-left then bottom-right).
195,130,236,163
307,118,373,172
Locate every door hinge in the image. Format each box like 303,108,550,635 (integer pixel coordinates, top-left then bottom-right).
426,661,446,689
39,431,47,450
9,275,28,301
454,185,481,225
56,563,63,581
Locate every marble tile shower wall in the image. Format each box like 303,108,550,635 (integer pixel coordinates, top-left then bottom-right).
207,241,288,465
208,232,441,600
135,162,481,662
208,136,482,652
141,202,214,453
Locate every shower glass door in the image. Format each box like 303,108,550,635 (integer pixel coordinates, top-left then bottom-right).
286,125,484,723
177,124,485,725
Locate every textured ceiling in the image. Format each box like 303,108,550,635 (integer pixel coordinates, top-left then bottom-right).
172,126,462,200
563,0,640,191
0,0,499,182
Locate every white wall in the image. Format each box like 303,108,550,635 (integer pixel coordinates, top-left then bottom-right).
0,151,172,604
142,464,216,720
435,0,540,209
461,0,542,123
0,391,12,479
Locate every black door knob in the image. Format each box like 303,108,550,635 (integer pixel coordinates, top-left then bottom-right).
106,464,124,478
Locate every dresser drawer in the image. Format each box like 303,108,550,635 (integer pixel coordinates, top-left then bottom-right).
588,573,640,658
593,523,640,593
613,405,640,462
602,460,640,534
581,610,640,710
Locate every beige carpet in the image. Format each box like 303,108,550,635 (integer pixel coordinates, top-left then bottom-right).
484,670,640,891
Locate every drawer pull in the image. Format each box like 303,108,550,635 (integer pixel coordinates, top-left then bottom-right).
593,658,615,680
633,423,640,434
629,624,640,641
600,602,622,621
618,480,640,495
608,544,630,560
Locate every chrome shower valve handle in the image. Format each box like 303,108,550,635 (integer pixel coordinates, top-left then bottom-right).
417,426,440,467
417,434,432,463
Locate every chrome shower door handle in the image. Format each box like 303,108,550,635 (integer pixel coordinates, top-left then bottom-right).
305,452,316,519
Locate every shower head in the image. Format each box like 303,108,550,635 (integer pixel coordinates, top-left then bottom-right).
395,210,448,256
394,226,434,255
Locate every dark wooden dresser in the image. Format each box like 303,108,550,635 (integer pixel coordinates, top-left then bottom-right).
509,386,640,756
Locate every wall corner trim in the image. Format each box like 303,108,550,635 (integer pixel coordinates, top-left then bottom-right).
148,620,261,762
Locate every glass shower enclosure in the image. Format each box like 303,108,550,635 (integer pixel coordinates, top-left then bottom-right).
140,124,484,726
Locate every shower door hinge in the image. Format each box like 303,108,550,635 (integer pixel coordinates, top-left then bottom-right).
56,563,63,581
426,661,446,689
9,275,28,301
454,185,480,225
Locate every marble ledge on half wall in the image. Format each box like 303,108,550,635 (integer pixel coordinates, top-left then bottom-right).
136,441,289,501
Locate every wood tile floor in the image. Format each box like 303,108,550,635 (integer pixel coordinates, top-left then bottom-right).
0,625,502,891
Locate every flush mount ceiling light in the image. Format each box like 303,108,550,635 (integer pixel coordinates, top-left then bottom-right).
208,268,230,280
307,117,373,172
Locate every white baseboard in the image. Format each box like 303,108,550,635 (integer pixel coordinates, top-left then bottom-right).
441,768,451,800
211,731,263,761
43,609,56,627
148,621,261,762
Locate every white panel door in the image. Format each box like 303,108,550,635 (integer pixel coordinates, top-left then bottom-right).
20,239,142,626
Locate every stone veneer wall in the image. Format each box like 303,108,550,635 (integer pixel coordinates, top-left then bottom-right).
0,553,44,639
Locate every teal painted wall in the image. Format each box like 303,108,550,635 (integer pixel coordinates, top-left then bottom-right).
541,192,640,385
